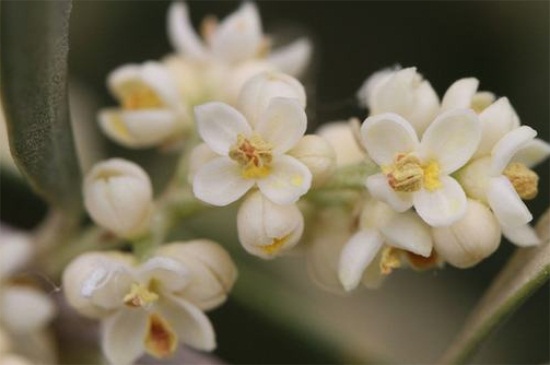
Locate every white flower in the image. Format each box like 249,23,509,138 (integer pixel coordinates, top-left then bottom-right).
288,135,336,187
237,191,304,259
84,159,153,239
357,67,440,135
338,198,432,291
433,199,501,268
441,77,496,113
317,119,366,167
62,241,237,365
167,2,312,75
192,99,312,206
99,62,189,149
362,109,481,226
457,126,547,246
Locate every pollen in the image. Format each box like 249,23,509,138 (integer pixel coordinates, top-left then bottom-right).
380,247,401,275
229,134,273,179
123,283,159,308
422,160,442,191
260,235,290,255
385,154,424,192
144,313,178,359
503,162,539,200
121,84,163,110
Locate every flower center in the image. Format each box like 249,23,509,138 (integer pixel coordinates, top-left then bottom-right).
384,154,442,192
229,134,273,179
121,84,164,110
144,313,178,359
123,283,159,308
503,162,538,200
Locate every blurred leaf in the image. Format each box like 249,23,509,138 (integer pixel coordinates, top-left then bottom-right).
439,221,550,364
1,0,82,213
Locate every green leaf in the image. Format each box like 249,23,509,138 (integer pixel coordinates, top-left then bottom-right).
439,211,550,364
1,0,81,213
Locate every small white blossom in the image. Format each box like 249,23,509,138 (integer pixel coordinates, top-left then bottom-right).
338,198,432,291
99,62,189,149
433,199,501,268
193,99,312,206
84,159,153,239
62,241,237,365
357,67,440,135
362,109,481,226
288,135,336,187
237,191,304,259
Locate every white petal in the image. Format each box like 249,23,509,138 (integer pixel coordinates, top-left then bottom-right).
513,138,550,168
158,296,216,351
476,97,519,156
137,256,190,293
356,67,395,109
140,62,183,109
413,176,467,227
267,38,312,77
490,126,537,176
419,109,481,174
0,231,32,279
379,211,432,256
360,113,419,166
440,78,479,110
365,173,413,213
210,2,262,64
406,79,440,135
487,176,532,227
257,155,312,205
107,64,140,100
101,310,148,365
188,143,218,184
193,157,254,206
256,97,307,154
502,223,541,247
195,102,252,155
167,2,207,59
338,229,383,291
0,287,55,334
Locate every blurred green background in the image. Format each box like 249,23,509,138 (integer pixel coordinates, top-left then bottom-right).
1,1,549,364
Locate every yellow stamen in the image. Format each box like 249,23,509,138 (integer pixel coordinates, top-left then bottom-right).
260,235,290,256
121,85,163,110
144,313,178,359
384,154,442,193
123,283,159,308
503,162,539,200
229,134,273,179
380,247,401,275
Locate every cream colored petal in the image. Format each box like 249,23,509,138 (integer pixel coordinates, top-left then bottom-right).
317,120,366,166
490,126,537,176
193,157,254,206
0,287,55,334
140,61,184,109
487,176,532,228
361,113,419,166
256,97,307,154
256,155,312,205
101,310,148,365
440,77,479,111
476,97,519,157
501,223,540,247
107,64,141,101
167,2,208,59
418,108,481,174
356,67,395,109
512,138,550,168
366,173,413,213
379,211,432,256
288,135,336,187
338,229,383,291
0,231,32,279
137,256,190,293
267,38,313,77
188,143,218,184
413,176,467,227
195,102,252,155
158,296,216,351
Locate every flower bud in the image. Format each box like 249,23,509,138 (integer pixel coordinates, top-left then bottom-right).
237,191,304,259
289,135,336,186
238,71,306,126
84,159,154,239
0,230,32,279
155,240,237,311
433,199,501,268
317,120,366,167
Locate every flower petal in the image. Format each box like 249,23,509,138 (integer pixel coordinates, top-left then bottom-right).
167,2,207,59
476,97,519,157
379,211,432,256
267,38,313,77
101,310,148,365
487,176,532,227
256,155,312,205
0,287,55,334
490,126,537,176
440,77,479,110
360,113,419,166
338,229,383,291
356,67,394,108
256,97,307,154
193,157,254,206
195,102,252,155
366,173,413,213
140,62,184,109
158,296,216,351
137,257,190,293
513,138,550,168
418,109,481,174
501,223,541,247
413,176,467,226
210,2,262,64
